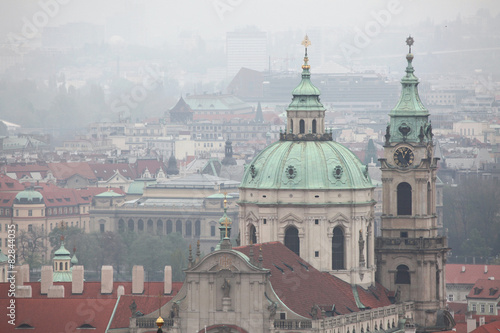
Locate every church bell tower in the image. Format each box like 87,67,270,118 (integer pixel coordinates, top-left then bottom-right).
376,37,449,331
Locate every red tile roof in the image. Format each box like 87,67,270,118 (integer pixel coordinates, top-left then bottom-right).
0,281,182,333
0,192,16,208
471,319,500,333
133,159,166,176
467,279,500,299
47,162,97,180
0,173,25,191
234,242,391,318
108,282,183,330
446,265,500,285
88,163,136,180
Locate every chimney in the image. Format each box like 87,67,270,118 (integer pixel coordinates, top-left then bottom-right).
20,264,30,284
164,266,172,294
72,265,84,294
484,265,488,274
117,285,125,298
461,265,466,273
40,266,53,294
101,266,113,294
16,285,32,298
132,265,144,294
47,285,65,298
466,312,476,333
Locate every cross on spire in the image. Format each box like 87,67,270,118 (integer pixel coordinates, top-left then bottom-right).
59,221,66,241
406,35,414,53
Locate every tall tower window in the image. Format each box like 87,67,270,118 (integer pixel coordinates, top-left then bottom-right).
176,220,182,234
284,226,300,256
397,182,412,215
166,220,172,234
195,220,201,237
186,220,192,236
118,219,125,232
290,119,293,133
138,219,144,232
312,119,317,133
299,120,305,134
128,219,134,232
395,264,411,284
157,220,164,235
332,227,345,270
249,224,257,244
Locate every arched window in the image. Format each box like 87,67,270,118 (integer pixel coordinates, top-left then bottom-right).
195,220,201,237
397,182,412,215
427,182,432,215
299,119,305,134
395,264,411,284
59,262,63,271
147,219,154,233
290,119,293,133
166,220,172,234
186,220,192,237
176,220,182,235
138,219,144,232
128,219,134,232
118,219,125,232
284,226,300,256
249,224,257,244
157,220,163,235
65,262,68,270
312,119,317,134
332,227,345,270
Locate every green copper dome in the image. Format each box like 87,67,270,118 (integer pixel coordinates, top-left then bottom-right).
240,140,372,190
14,188,43,204
242,38,372,191
54,242,71,259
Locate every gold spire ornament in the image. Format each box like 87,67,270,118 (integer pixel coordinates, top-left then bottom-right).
301,35,311,69
301,34,311,49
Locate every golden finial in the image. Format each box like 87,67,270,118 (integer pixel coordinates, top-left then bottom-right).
301,35,311,69
222,216,231,239
301,34,311,49
223,192,228,208
156,316,164,329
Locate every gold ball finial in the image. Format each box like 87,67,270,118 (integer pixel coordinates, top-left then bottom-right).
156,316,164,328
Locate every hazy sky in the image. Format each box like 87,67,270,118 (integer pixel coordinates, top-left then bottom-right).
1,0,499,45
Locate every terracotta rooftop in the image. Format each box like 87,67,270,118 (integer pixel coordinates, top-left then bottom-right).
446,264,500,285
467,279,500,299
234,242,392,319
0,281,182,332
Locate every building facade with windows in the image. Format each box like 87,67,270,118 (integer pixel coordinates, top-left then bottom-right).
89,173,240,253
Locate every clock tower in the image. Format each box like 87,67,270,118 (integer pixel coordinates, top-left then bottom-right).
376,37,450,331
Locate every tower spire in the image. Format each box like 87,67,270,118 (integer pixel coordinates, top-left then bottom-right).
281,35,329,141
387,36,432,144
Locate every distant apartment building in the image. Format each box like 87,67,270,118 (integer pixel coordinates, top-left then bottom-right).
226,29,267,78
453,120,489,143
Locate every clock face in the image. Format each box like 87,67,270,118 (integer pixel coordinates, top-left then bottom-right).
393,146,414,167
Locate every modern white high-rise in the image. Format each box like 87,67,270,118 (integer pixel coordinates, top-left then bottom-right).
226,28,268,79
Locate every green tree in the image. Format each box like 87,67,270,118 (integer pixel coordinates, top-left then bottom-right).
17,226,47,269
